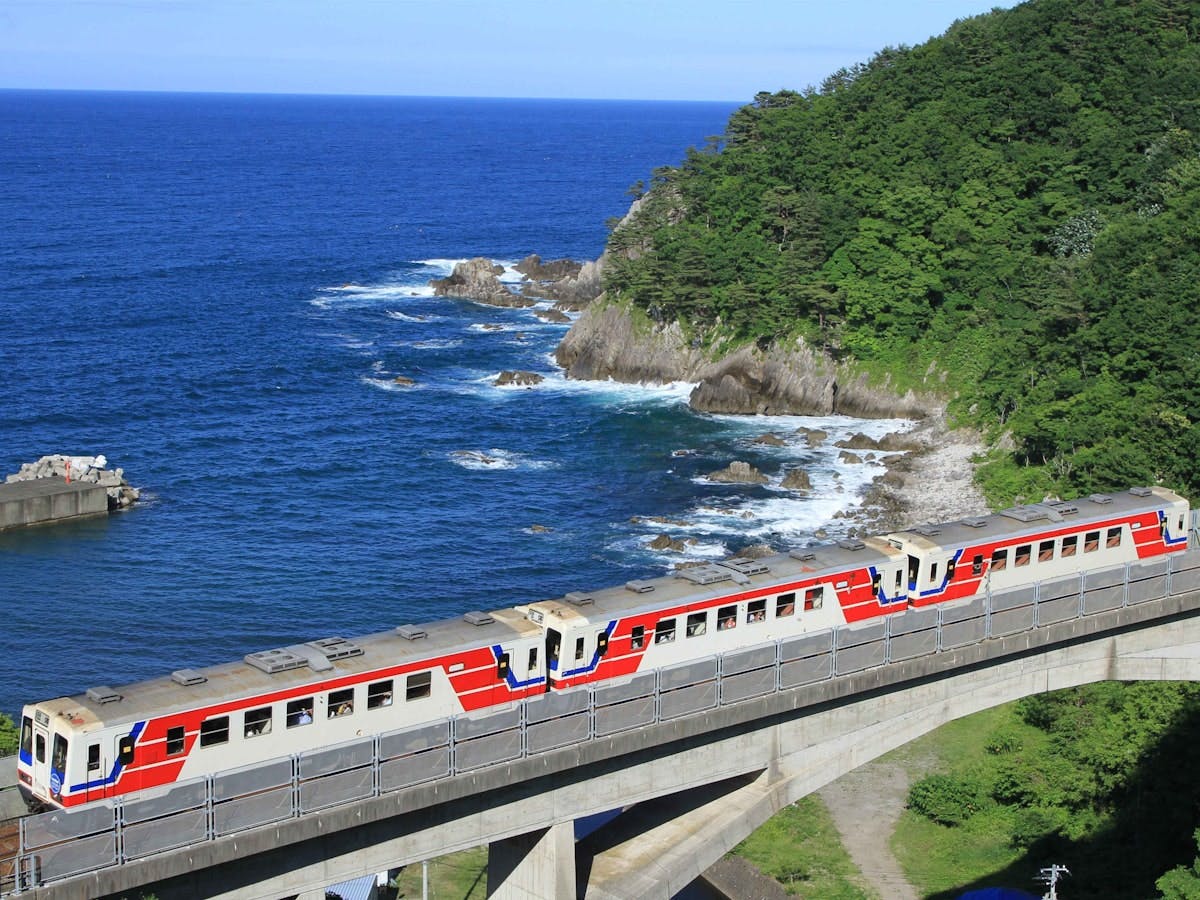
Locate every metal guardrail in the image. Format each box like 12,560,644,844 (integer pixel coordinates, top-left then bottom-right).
4,548,1200,895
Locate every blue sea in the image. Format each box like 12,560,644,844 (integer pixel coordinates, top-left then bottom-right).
0,91,909,719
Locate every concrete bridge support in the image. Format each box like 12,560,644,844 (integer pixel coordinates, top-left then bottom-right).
487,822,575,899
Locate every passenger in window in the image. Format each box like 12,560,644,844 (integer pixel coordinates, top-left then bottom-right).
296,708,312,725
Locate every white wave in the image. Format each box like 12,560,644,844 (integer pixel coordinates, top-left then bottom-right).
446,449,559,471
386,311,433,323
467,322,523,333
415,258,466,275
397,339,464,350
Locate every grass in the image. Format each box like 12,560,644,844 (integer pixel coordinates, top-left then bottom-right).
731,795,877,899
389,847,488,899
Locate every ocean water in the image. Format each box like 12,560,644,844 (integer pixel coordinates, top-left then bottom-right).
0,91,909,718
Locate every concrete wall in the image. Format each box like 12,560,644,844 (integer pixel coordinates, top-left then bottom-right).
0,481,107,531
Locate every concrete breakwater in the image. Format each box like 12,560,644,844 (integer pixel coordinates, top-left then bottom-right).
1,455,139,530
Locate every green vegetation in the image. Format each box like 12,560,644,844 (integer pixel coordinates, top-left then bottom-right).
731,795,875,898
890,683,1200,898
389,847,488,899
0,714,17,756
604,0,1200,504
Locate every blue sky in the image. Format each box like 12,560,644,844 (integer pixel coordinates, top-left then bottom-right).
1,0,1011,102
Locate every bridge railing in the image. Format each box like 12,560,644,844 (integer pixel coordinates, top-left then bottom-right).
5,548,1200,895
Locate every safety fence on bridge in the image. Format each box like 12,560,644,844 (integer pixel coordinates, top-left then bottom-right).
4,548,1200,896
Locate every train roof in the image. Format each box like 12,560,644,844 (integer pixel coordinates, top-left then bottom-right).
523,536,904,626
42,608,539,730
887,486,1184,551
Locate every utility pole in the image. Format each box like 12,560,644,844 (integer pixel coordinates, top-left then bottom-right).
1036,864,1071,900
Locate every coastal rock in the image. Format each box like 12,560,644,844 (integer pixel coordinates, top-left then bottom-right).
780,468,812,491
737,543,776,559
534,308,571,324
752,433,786,447
514,254,583,281
528,524,553,533
518,256,603,308
494,370,544,388
555,302,935,419
392,375,416,387
631,515,692,527
705,461,769,485
431,257,535,308
838,451,864,465
648,533,686,552
796,427,829,447
835,432,882,451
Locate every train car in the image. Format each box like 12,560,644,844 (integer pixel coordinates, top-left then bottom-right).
17,486,1190,811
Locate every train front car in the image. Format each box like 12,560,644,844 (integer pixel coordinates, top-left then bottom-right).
886,487,1191,607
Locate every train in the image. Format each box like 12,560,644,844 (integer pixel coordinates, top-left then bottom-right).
17,485,1191,810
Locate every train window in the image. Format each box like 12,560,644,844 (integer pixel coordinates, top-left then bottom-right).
1039,540,1055,562
1179,515,1186,532
199,716,229,747
718,606,737,630
991,548,1007,571
87,743,100,772
368,680,394,708
776,593,796,617
947,557,956,580
497,651,511,680
1084,531,1100,552
804,587,823,610
1062,535,1078,557
631,625,645,649
528,647,539,672
20,717,31,757
329,689,354,718
596,631,609,657
35,734,45,764
972,555,984,576
118,736,135,766
166,726,185,755
686,612,707,637
574,637,585,661
52,735,67,772
929,562,939,583
1107,527,1122,548
747,599,767,623
655,618,676,643
895,570,903,591
407,671,432,701
287,698,314,727
1015,545,1031,567
244,706,273,736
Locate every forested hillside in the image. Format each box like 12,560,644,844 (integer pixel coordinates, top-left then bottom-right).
604,0,1200,503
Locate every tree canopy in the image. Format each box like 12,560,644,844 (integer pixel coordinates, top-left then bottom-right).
604,0,1200,503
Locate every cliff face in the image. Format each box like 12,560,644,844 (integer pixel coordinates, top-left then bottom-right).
555,302,936,419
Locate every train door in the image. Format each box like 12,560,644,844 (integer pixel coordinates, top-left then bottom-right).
84,740,107,804
545,628,562,690
30,718,50,802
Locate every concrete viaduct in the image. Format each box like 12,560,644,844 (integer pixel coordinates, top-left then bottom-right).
6,549,1200,900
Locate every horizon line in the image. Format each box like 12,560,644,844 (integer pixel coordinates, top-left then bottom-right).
0,85,749,106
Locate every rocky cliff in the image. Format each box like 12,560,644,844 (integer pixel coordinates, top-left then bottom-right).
555,302,936,419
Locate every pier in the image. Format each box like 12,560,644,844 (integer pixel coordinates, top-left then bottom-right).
0,479,108,531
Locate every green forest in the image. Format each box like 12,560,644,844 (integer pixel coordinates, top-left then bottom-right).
603,0,1200,505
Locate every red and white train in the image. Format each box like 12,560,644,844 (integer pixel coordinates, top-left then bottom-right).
18,486,1191,810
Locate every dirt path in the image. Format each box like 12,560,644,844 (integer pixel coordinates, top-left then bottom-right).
817,755,932,900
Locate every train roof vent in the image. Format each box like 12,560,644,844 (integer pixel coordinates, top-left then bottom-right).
87,685,121,704
171,669,207,686
395,625,427,640
1129,486,1153,498
565,591,594,606
961,517,988,528
677,564,733,585
463,611,495,626
720,557,770,576
1089,493,1114,504
245,648,308,675
308,637,363,662
911,525,941,537
1000,504,1050,523
837,538,867,550
790,549,818,561
625,579,655,594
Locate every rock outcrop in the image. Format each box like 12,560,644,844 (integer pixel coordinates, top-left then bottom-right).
705,461,769,485
780,468,812,491
555,301,937,419
6,454,140,509
431,258,535,308
494,370,544,387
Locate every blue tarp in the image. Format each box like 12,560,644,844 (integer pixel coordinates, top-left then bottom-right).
958,889,1040,900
